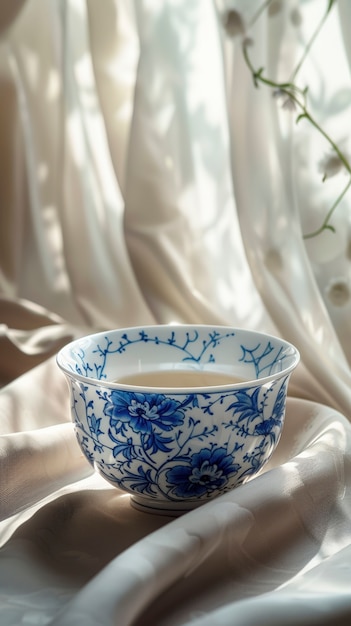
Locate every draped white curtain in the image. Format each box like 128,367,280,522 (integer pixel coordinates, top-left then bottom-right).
1,1,351,625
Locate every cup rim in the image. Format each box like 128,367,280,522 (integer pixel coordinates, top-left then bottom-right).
56,324,300,393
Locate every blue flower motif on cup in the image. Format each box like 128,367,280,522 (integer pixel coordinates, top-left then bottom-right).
254,417,279,436
166,446,241,498
227,387,262,425
104,390,186,453
104,390,185,433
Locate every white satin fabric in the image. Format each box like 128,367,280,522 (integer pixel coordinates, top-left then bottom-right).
1,1,351,624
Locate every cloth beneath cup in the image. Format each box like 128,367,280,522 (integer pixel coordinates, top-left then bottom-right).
2,387,351,625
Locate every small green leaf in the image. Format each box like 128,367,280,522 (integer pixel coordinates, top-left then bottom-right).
253,67,264,87
296,113,307,124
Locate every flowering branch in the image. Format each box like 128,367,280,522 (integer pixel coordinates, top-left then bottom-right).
235,0,351,239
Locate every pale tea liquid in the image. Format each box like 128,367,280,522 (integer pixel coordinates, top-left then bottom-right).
115,369,246,388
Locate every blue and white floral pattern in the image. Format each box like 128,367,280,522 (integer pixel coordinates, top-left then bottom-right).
166,446,241,498
58,326,298,506
69,374,289,503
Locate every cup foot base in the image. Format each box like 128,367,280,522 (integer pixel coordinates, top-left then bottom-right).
130,494,204,516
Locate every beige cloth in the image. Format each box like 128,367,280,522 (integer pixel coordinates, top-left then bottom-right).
1,1,351,624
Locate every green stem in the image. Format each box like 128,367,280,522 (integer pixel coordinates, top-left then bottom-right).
290,95,351,174
303,177,351,239
290,0,337,82
243,43,347,170
248,0,274,27
242,39,351,237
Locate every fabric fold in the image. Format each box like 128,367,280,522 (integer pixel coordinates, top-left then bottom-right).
0,423,92,521
48,399,351,626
